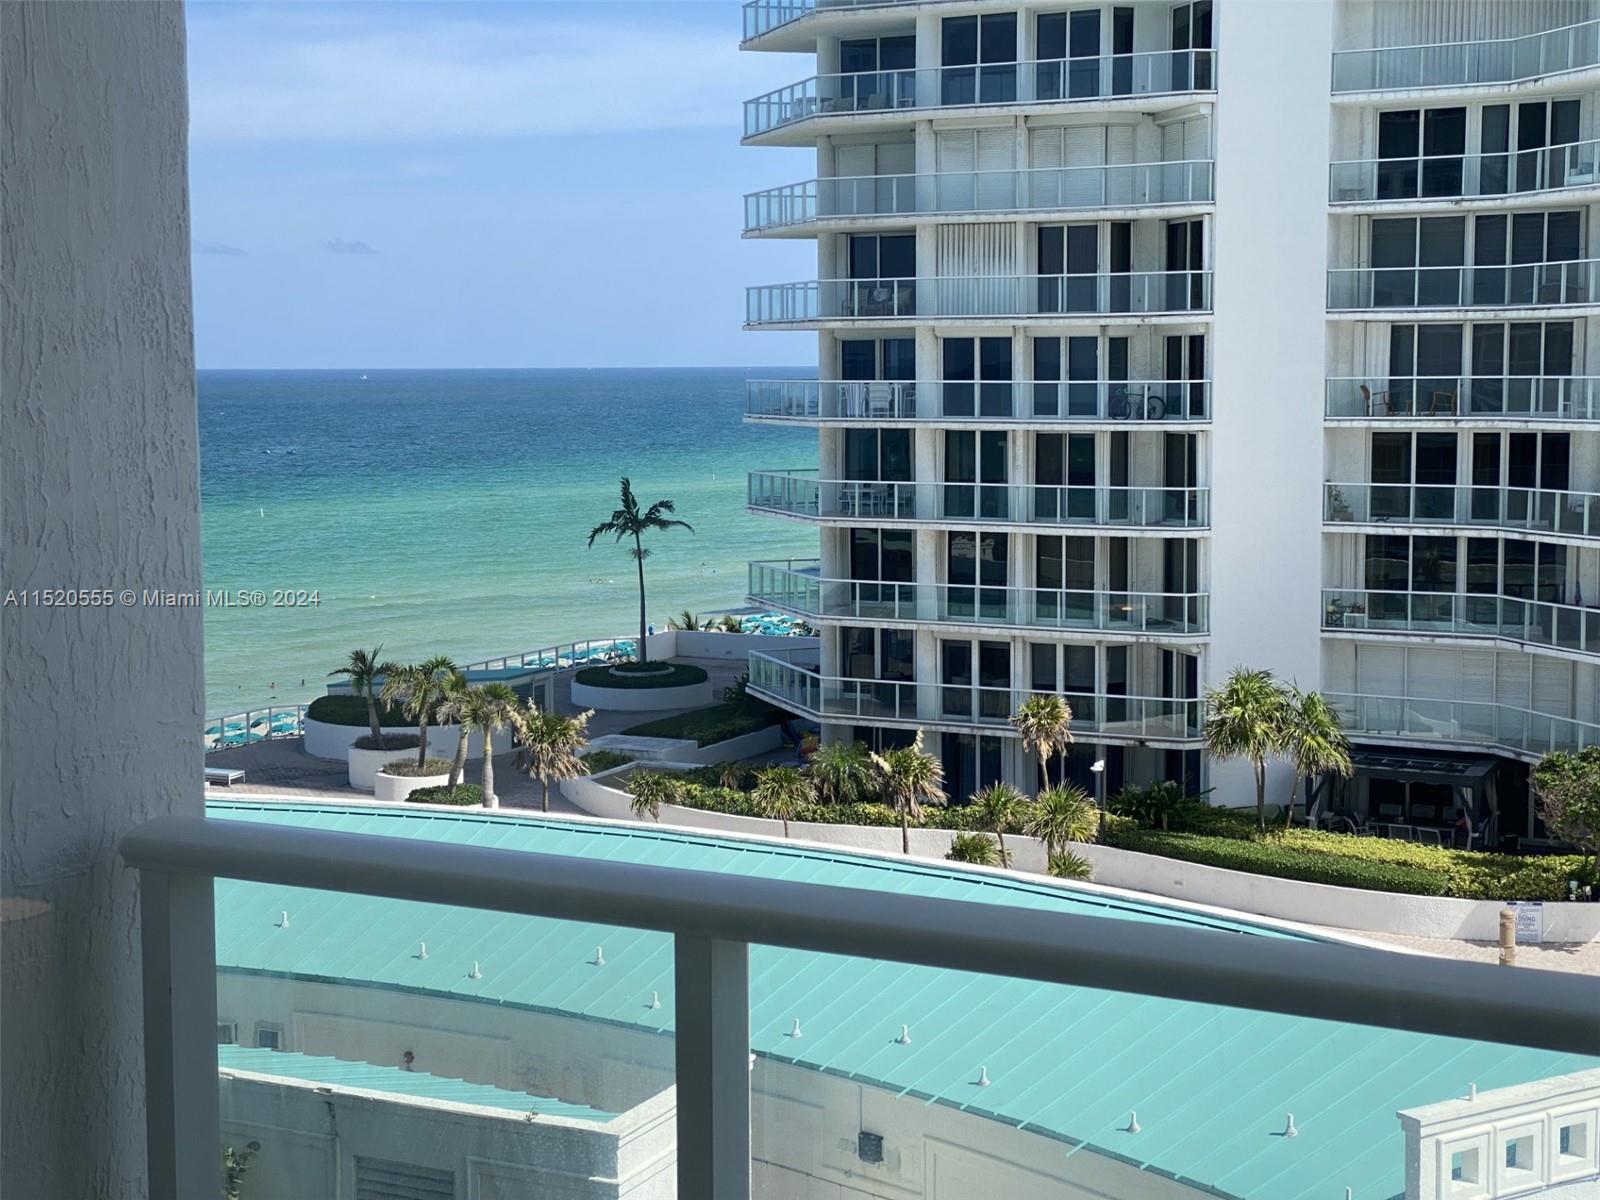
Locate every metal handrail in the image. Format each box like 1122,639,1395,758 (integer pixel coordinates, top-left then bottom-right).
1332,17,1600,92
747,272,1214,322
1326,260,1600,311
1326,689,1600,758
1323,480,1600,539
1321,587,1600,656
1324,375,1600,420
1329,139,1600,204
745,378,1212,422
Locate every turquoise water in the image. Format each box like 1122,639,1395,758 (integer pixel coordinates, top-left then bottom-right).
199,368,815,716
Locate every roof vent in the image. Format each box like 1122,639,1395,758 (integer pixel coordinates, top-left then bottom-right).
787,1018,803,1039
976,1066,991,1088
648,991,661,1010
895,1024,911,1046
1126,1111,1141,1134
593,945,605,967
1282,1114,1299,1138
468,961,483,980
1467,1082,1477,1101
417,942,428,960
276,911,290,928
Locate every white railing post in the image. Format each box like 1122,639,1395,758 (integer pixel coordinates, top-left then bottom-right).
139,868,220,1199
675,935,751,1200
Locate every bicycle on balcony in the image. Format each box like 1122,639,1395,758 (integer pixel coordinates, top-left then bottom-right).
1107,385,1167,421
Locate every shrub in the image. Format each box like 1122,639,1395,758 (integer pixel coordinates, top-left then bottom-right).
574,663,708,689
307,694,411,728
381,757,452,778
580,750,634,774
948,832,1009,867
406,783,483,806
1048,850,1094,881
623,699,781,747
353,733,421,752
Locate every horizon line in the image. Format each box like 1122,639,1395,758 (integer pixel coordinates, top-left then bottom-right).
195,364,818,373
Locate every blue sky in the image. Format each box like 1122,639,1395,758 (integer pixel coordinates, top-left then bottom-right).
186,1,813,368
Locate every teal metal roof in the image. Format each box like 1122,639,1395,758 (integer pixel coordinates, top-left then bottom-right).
207,801,1597,1200
217,1044,613,1122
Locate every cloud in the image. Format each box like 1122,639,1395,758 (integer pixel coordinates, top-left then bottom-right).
323,238,376,255
194,240,246,256
187,8,782,145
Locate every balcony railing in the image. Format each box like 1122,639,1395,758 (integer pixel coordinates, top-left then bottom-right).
748,651,1203,737
747,272,1212,324
745,162,1214,232
1331,18,1600,93
749,560,1209,634
1323,587,1600,656
746,378,1211,422
1325,375,1600,421
745,52,1218,137
1329,140,1600,204
750,470,1210,528
1324,480,1600,538
741,0,924,40
1327,260,1600,311
1327,690,1600,757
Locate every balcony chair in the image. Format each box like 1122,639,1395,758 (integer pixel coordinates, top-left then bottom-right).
1426,389,1457,415
1360,383,1401,416
866,382,896,418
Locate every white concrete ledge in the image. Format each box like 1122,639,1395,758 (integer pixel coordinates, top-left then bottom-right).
569,678,713,712
373,769,450,805
303,717,510,762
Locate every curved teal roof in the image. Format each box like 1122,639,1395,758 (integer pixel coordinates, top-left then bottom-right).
207,801,1597,1200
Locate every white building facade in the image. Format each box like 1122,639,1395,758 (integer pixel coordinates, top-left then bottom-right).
740,0,1600,840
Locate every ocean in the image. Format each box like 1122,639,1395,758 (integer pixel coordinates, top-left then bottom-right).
199,368,815,716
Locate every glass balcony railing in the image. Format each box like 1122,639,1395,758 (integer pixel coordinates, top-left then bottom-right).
741,0,922,40
1329,139,1600,204
747,272,1212,324
1325,375,1600,420
748,651,1203,737
1331,18,1600,93
745,162,1214,232
746,378,1211,422
750,470,1210,528
1323,587,1600,656
1324,480,1600,538
1326,690,1600,756
749,560,1209,634
1326,260,1600,311
745,52,1218,137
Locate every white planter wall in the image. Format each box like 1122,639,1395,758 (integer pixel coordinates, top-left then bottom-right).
569,678,713,712
304,718,511,762
348,744,423,792
373,770,451,805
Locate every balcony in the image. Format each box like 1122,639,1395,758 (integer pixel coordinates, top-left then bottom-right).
1326,375,1600,422
741,0,923,44
749,560,1209,636
747,651,1202,739
1327,690,1600,758
1331,19,1600,94
744,53,1217,141
745,162,1214,234
749,470,1210,530
1323,587,1600,658
1326,260,1600,313
1324,481,1600,540
746,272,1212,326
1329,140,1600,206
746,378,1210,424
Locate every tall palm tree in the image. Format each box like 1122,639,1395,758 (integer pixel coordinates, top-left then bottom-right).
328,646,398,744
587,477,694,664
381,655,457,768
972,782,1028,862
514,702,594,813
1279,687,1352,827
869,733,946,854
1204,666,1292,832
459,682,519,808
806,740,873,806
1010,694,1074,791
753,764,813,837
1025,785,1097,858
433,670,474,787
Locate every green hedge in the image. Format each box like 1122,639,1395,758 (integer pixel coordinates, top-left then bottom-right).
630,780,992,831
580,750,635,774
574,663,708,690
353,733,420,751
623,700,781,747
306,694,411,728
407,783,482,806
382,757,453,778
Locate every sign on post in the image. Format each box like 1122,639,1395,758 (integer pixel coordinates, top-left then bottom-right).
1507,902,1545,945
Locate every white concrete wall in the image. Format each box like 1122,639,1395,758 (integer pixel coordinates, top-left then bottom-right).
1207,0,1336,803
1,4,201,1196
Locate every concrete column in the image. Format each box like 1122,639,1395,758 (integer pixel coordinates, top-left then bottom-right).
1207,0,1335,803
2,3,203,1197
915,13,939,71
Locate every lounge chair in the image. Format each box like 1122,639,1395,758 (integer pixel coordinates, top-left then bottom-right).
204,766,245,787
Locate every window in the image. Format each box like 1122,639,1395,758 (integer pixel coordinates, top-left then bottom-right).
1036,9,1106,99
1037,222,1109,312
1471,209,1582,304
849,528,914,582
1468,320,1574,413
846,232,915,281
1032,334,1130,418
1035,432,1095,521
1370,431,1456,519
1480,98,1583,194
837,36,915,110
216,1021,237,1044
844,428,912,482
941,13,1017,105
1035,534,1095,623
1387,323,1463,413
946,530,1009,619
253,1022,283,1050
1170,1,1213,90
1370,216,1464,306
940,733,1005,800
941,336,1012,416
839,625,913,681
1375,107,1465,199
840,337,914,382
1164,218,1205,310
1164,333,1206,418
943,430,1008,518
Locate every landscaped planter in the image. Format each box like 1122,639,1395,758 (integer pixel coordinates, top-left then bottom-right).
374,766,451,804
347,739,421,792
304,717,509,762
569,663,714,712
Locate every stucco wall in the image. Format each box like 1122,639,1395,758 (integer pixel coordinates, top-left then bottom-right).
1,4,201,1197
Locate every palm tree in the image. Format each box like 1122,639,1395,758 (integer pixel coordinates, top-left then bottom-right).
715,613,745,632
628,769,681,823
753,765,813,837
587,477,694,664
869,733,946,854
514,702,594,813
329,646,398,744
947,831,1007,867
806,740,873,806
1279,688,1352,827
972,782,1028,862
1010,694,1074,791
1025,785,1097,857
381,655,456,768
666,609,702,631
1204,666,1292,832
459,682,519,808
433,670,474,788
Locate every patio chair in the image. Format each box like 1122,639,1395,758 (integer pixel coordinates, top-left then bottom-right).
1360,384,1401,416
